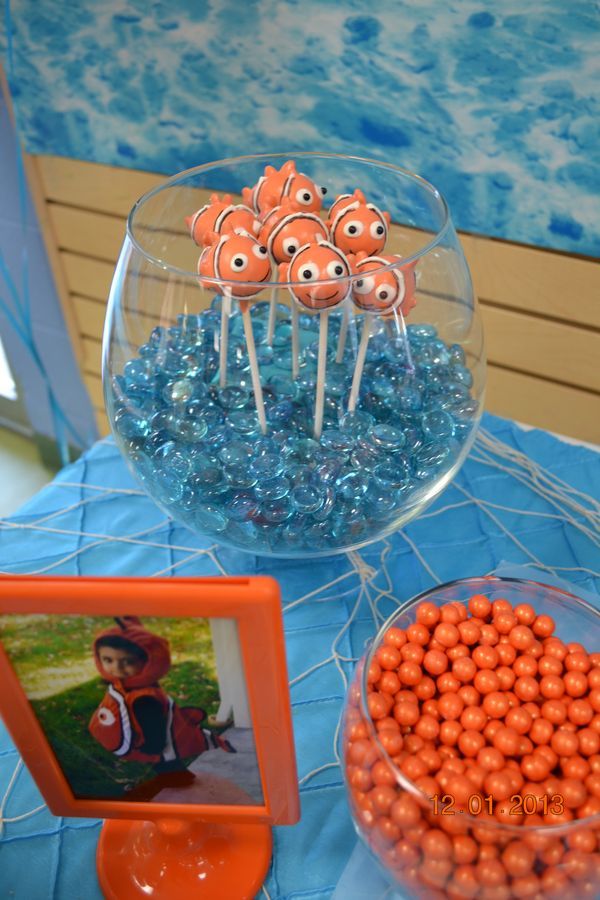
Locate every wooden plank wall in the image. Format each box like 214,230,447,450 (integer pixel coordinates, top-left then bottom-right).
29,155,600,443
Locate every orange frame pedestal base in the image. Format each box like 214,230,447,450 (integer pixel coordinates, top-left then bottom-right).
97,818,273,899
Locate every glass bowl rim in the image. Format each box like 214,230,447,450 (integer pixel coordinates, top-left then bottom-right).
357,574,600,836
126,150,452,287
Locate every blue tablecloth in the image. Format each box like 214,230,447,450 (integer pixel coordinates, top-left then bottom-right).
0,413,598,899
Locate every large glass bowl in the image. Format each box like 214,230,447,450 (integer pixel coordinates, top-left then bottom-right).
103,153,485,557
342,576,600,898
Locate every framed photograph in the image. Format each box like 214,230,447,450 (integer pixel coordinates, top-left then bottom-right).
0,575,299,825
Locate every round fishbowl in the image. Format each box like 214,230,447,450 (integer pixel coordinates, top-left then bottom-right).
103,153,485,557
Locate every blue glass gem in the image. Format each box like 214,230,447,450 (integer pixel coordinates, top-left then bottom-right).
260,496,293,523
320,429,354,453
254,475,291,501
290,484,326,514
224,467,258,489
218,441,252,467
227,494,259,521
373,460,410,489
340,410,375,436
228,410,261,435
421,409,456,441
285,464,315,487
335,470,371,501
311,486,335,522
250,454,284,478
113,409,150,440
367,424,406,452
282,436,320,464
193,506,227,533
218,386,250,409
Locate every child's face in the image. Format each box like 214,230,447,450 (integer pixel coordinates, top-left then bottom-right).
98,647,144,678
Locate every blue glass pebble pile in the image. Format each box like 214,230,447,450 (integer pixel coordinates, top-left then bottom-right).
108,296,480,556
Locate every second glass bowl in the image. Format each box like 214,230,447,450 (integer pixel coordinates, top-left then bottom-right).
342,577,600,898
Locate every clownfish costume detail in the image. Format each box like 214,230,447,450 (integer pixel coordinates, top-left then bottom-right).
242,160,327,216
258,200,329,263
88,616,235,764
327,189,391,256
279,238,351,311
349,252,418,318
198,229,272,298
186,193,259,246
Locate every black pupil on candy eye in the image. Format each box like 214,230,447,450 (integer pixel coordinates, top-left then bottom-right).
380,290,388,299
303,193,310,201
321,187,327,195
348,225,357,234
288,244,297,254
233,257,244,267
377,226,384,235
302,269,312,279
335,265,343,275
259,246,267,254
356,279,363,287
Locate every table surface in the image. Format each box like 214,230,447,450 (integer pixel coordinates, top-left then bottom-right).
0,412,599,900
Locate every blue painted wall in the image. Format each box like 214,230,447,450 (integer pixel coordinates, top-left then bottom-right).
1,1,599,256
0,89,98,448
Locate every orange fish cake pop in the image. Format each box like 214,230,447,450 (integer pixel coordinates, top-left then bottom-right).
186,193,259,246
327,188,391,256
258,200,329,264
279,239,350,311
197,229,272,299
242,160,327,216
349,252,418,317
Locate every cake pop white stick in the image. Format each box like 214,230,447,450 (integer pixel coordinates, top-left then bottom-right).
266,288,278,344
348,316,371,413
291,300,300,380
314,309,329,440
390,305,415,374
219,291,232,388
335,301,350,363
239,299,267,435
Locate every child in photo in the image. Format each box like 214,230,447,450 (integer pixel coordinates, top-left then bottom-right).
88,616,235,790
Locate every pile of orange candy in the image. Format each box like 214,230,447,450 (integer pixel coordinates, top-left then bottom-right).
344,594,600,898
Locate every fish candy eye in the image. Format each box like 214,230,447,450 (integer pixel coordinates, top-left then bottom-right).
377,282,398,303
231,253,248,270
353,275,374,295
298,262,319,281
370,221,386,239
284,241,298,256
343,220,363,237
320,186,327,195
252,244,268,258
296,188,313,206
326,259,346,278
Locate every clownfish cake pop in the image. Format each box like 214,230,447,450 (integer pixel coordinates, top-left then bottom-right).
280,238,351,440
349,252,418,318
198,229,271,432
243,160,327,216
258,200,329,264
198,229,271,298
346,252,418,413
279,239,350,312
186,193,259,247
326,189,391,256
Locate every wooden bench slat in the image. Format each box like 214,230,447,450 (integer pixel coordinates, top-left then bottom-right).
482,305,600,393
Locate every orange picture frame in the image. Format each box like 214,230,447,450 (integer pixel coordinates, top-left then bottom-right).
0,574,299,826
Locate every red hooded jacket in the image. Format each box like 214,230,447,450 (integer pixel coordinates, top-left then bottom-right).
88,617,211,764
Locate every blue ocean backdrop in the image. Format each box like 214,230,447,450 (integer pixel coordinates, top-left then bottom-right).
2,0,599,256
